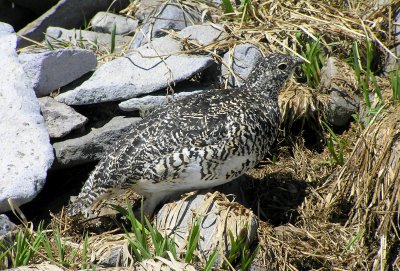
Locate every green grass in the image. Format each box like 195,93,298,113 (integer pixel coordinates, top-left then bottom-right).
225,228,259,271
0,221,84,269
184,216,201,263
221,0,234,13
221,0,255,23
204,249,218,271
351,40,384,126
111,200,177,261
110,23,117,54
322,121,346,166
12,226,44,267
296,33,325,88
390,67,400,102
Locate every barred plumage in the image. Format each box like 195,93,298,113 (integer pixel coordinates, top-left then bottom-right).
66,53,303,217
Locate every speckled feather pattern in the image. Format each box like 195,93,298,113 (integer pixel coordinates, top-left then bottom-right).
66,53,302,217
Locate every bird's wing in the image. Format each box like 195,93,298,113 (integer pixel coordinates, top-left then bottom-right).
102,90,242,185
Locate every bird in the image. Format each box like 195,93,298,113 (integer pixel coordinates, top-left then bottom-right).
66,53,303,218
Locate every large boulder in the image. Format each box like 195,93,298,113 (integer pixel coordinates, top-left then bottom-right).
0,23,54,212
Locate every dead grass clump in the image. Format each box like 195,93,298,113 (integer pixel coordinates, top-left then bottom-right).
318,105,400,269
88,233,134,267
279,82,329,138
258,220,370,270
155,191,258,266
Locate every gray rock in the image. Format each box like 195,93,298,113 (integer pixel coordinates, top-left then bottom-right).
91,12,139,35
0,215,17,262
45,27,132,53
118,90,203,116
320,57,359,126
328,89,359,127
0,23,54,212
0,215,16,236
155,192,258,265
133,0,163,22
96,245,125,267
16,0,130,48
19,49,97,97
38,97,88,139
55,35,214,105
176,24,226,46
131,1,203,48
221,43,263,88
53,116,141,168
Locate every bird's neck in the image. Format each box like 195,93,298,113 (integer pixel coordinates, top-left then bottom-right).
242,79,281,101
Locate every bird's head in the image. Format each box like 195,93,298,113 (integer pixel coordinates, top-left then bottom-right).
243,53,304,99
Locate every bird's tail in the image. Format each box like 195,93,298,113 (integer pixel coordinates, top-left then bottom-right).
66,191,96,218
65,174,102,217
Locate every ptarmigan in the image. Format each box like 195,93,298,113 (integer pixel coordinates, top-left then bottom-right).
66,53,303,217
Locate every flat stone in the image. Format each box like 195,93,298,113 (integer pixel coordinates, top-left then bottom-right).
53,116,141,168
221,43,263,87
118,89,203,116
320,57,358,126
55,35,214,105
45,27,132,53
91,12,138,35
19,49,97,97
155,192,258,265
176,24,226,46
38,97,88,139
16,0,130,48
0,23,54,212
131,1,203,48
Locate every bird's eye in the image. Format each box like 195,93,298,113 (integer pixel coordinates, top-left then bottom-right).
277,63,288,70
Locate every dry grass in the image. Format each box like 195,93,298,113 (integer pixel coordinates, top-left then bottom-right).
321,105,400,269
